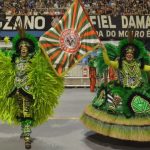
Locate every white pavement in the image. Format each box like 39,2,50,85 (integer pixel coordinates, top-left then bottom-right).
0,88,149,150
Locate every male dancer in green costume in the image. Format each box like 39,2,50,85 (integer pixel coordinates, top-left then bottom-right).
0,32,64,149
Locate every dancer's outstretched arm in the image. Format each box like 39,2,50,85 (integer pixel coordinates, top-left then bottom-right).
100,44,118,69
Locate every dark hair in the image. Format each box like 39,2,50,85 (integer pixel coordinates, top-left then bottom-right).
140,58,144,69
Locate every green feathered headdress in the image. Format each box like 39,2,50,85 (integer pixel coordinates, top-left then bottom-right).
118,31,149,62
12,24,38,55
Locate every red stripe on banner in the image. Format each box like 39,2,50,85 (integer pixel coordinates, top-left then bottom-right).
61,53,68,66
80,30,96,38
42,43,60,48
55,23,62,33
45,31,59,39
57,66,63,75
63,14,68,30
50,50,61,61
69,54,75,67
80,44,93,51
72,2,78,29
77,15,87,31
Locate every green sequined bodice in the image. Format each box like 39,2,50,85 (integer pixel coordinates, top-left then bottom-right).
14,57,30,91
119,60,142,88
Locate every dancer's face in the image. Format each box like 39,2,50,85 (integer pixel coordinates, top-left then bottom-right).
125,46,135,62
20,45,29,57
125,51,134,62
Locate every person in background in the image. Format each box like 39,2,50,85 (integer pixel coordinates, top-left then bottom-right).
88,55,97,92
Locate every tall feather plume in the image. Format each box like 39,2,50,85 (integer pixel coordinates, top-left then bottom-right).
127,28,135,44
15,20,25,39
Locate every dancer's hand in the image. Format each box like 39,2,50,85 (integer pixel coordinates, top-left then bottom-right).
99,43,106,52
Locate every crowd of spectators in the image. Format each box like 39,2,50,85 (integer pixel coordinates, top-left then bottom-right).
1,0,150,16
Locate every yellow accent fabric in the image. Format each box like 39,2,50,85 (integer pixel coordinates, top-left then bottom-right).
143,65,150,71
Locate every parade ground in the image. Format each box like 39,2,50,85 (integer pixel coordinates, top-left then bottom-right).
0,88,149,150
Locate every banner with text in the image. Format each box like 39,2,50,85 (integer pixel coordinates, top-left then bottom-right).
0,15,150,39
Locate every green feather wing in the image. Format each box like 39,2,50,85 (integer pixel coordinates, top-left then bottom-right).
0,51,16,124
0,51,15,98
0,49,14,57
27,52,64,126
